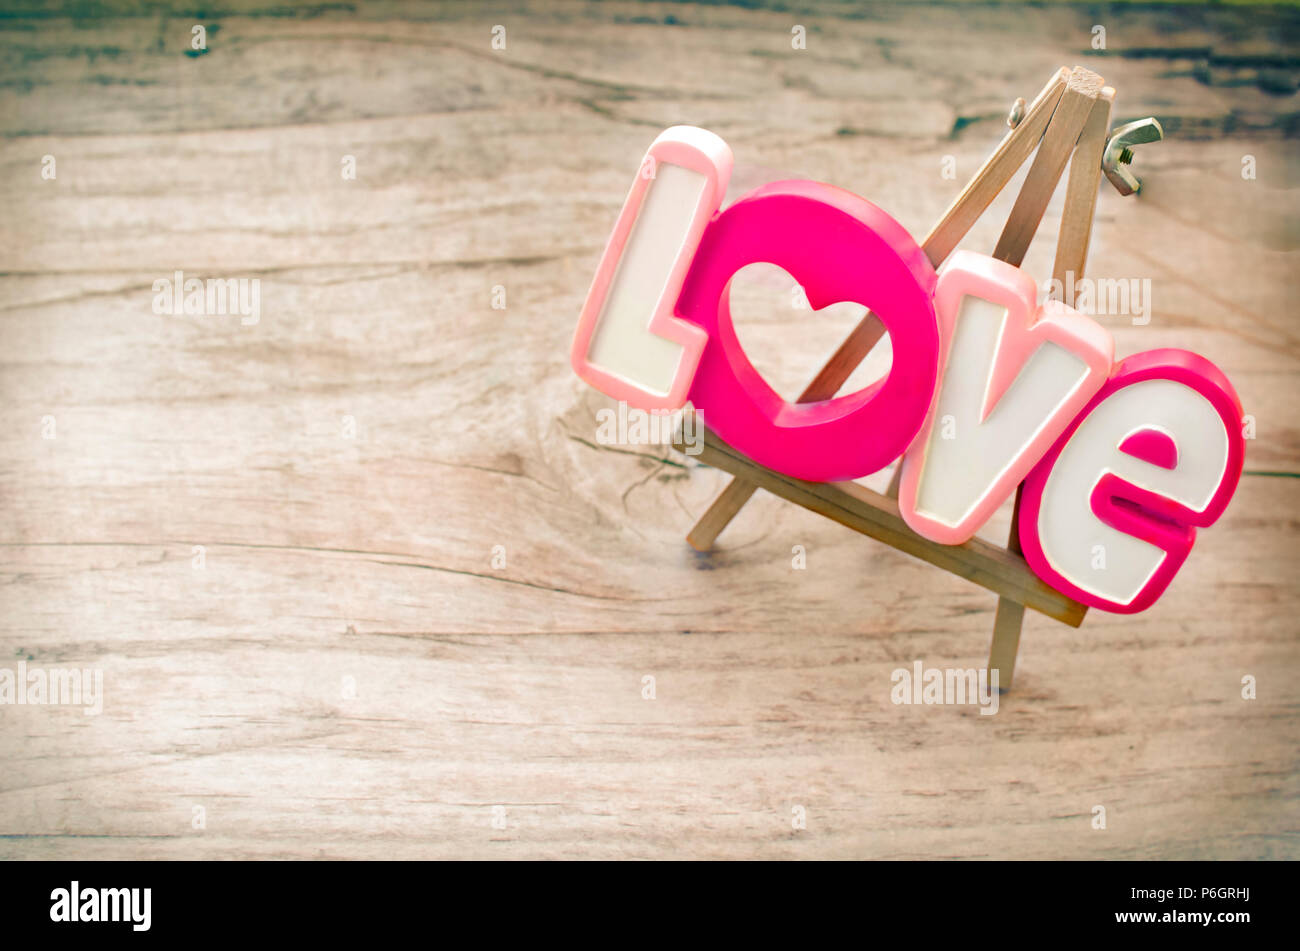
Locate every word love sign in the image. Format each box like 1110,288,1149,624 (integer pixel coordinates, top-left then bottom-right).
571,126,1245,615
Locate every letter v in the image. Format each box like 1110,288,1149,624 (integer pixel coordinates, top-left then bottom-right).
898,251,1113,545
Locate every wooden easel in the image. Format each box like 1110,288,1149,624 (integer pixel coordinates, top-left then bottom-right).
673,67,1125,690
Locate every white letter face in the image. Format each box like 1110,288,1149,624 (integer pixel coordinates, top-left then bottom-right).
585,162,707,396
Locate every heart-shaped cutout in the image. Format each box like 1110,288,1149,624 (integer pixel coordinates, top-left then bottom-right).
725,263,893,404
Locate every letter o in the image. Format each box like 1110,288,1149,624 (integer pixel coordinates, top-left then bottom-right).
674,180,940,481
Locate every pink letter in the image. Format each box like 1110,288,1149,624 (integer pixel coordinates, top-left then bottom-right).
673,180,940,481
1018,349,1246,613
570,126,732,410
898,252,1114,544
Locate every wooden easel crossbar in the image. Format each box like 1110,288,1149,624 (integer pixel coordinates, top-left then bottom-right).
673,66,1120,690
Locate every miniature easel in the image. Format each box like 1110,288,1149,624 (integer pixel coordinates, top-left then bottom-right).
673,66,1141,691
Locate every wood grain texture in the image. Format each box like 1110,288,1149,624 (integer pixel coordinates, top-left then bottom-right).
0,0,1297,860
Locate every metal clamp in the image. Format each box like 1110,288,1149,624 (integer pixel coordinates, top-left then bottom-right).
1102,117,1164,196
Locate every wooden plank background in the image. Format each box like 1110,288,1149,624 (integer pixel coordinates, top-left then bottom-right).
0,0,1296,859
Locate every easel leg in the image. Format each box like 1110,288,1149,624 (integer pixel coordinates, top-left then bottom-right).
687,480,757,551
886,462,903,498
989,601,1025,692
989,486,1028,690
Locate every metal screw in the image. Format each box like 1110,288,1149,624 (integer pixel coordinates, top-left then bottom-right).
1007,97,1026,129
